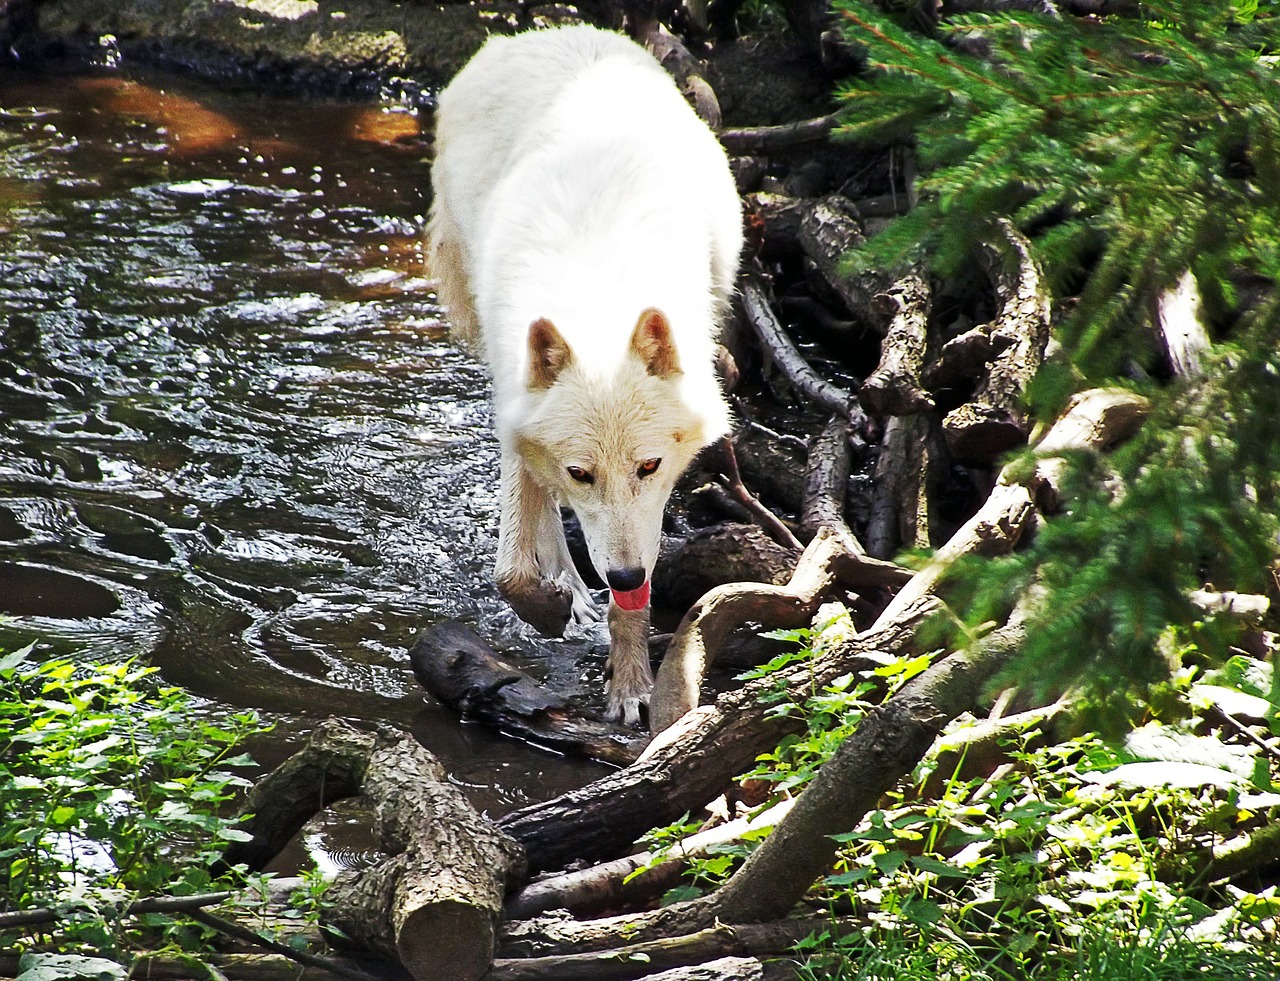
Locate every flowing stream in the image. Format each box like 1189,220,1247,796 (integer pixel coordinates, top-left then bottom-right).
0,67,608,871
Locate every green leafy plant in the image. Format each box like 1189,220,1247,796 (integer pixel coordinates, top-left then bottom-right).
0,644,268,955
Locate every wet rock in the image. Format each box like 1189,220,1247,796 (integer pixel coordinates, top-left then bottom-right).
12,0,511,97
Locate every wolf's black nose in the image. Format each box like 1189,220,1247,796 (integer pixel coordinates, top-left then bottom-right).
606,567,646,592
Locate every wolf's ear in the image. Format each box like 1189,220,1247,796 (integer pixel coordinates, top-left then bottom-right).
527,317,573,390
629,308,681,379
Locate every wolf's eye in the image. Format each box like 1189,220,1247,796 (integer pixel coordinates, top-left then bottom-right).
567,466,595,485
637,458,661,478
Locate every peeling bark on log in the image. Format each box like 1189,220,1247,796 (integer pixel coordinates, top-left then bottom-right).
943,219,1052,460
650,526,855,733
739,265,864,425
408,622,648,765
324,728,526,981
497,603,933,873
1153,269,1210,378
861,275,935,416
796,195,893,332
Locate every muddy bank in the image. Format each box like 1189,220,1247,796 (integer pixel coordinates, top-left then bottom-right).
3,0,831,122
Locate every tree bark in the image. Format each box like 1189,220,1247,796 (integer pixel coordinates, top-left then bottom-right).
710,615,1027,923
739,264,864,425
324,729,526,981
943,219,1052,460
497,602,934,873
861,274,935,416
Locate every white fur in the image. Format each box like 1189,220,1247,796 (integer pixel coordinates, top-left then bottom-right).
428,25,743,724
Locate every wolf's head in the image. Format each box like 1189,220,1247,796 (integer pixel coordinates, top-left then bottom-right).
513,308,727,609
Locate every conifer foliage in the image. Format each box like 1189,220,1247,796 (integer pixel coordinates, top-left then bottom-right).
832,0,1280,702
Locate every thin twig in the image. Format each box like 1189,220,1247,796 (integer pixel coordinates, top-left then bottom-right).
717,435,804,551
0,891,234,930
187,908,382,981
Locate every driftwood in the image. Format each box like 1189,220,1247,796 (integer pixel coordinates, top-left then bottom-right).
860,274,934,416
650,526,850,733
323,726,526,981
223,719,523,981
504,798,796,920
738,264,863,425
497,599,934,873
408,622,649,765
943,219,1052,460
865,413,939,559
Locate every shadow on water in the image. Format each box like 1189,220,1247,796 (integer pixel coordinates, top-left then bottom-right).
0,68,612,859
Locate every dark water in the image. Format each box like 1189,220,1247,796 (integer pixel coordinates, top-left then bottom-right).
0,68,609,867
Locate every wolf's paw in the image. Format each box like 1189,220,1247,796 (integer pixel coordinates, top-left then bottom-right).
498,574,574,638
604,686,650,728
565,577,601,626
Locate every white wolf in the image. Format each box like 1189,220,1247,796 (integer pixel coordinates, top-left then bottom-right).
427,25,743,724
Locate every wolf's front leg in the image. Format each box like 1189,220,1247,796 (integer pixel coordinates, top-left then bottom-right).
535,504,600,626
494,451,573,637
605,601,653,726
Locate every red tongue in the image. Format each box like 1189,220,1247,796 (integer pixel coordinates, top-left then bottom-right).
611,581,651,611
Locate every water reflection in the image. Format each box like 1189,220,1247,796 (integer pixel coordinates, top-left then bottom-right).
0,68,608,833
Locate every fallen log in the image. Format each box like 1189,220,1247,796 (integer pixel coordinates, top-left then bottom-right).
324,725,526,981
796,195,894,333
497,915,844,968
719,114,839,155
408,622,649,766
650,526,856,733
860,274,934,417
497,600,933,874
943,219,1052,460
221,719,523,981
738,264,865,426
504,798,795,920
865,413,937,559
653,522,799,613
800,414,853,543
